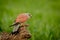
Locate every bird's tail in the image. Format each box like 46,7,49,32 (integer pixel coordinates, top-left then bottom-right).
9,22,20,27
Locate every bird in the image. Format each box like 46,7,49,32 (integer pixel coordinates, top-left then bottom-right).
9,13,32,35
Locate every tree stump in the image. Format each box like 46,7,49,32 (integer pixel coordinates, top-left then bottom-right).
0,24,31,40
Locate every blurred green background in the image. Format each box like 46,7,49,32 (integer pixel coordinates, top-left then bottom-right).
0,0,60,40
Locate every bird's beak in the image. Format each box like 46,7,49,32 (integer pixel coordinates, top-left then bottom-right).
26,13,32,18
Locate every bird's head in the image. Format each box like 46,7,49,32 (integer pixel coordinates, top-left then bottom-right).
24,13,32,19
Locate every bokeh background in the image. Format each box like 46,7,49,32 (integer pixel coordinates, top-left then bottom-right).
0,0,60,40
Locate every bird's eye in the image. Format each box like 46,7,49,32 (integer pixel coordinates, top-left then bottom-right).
26,13,32,17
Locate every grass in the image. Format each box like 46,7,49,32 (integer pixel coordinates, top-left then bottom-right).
0,0,60,40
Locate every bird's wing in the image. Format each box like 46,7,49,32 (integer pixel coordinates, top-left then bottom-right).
13,24,20,32
9,22,20,27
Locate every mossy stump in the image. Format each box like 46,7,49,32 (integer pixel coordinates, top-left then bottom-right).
0,24,31,40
